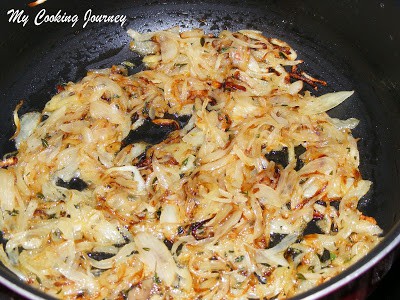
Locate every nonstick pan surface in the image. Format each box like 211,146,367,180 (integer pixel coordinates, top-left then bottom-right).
0,0,399,299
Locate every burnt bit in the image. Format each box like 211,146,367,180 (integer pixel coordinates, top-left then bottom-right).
190,217,214,240
55,84,66,94
87,252,115,261
223,80,246,91
265,147,289,168
56,177,88,191
133,146,152,168
289,66,327,90
122,114,191,146
313,210,324,220
0,156,18,169
163,239,174,250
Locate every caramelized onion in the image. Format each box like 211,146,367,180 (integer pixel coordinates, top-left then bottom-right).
0,28,381,300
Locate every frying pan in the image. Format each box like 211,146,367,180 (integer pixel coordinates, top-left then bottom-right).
0,0,399,299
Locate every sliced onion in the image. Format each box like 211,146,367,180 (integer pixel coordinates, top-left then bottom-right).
159,34,179,63
134,232,177,286
255,234,298,267
160,204,180,224
89,101,128,125
56,262,98,293
14,112,41,149
0,169,17,212
300,91,354,115
329,117,359,130
105,166,146,193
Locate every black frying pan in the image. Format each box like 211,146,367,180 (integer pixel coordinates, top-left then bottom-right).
0,0,399,299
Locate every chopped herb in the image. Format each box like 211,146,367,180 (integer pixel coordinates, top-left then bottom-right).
41,138,49,148
233,281,244,289
36,192,45,199
228,250,234,253
182,157,189,166
53,229,62,239
175,63,188,68
220,47,230,52
256,134,260,138
345,255,354,263
6,209,19,216
112,94,120,99
127,194,136,201
297,273,306,280
234,255,245,262
346,147,351,153
279,51,286,59
154,273,161,284
200,36,205,47
47,213,57,219
143,247,150,251
36,275,42,284
330,252,337,261
132,250,139,254
329,171,333,175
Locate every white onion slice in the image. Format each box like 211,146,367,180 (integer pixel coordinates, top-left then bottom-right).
134,232,178,286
